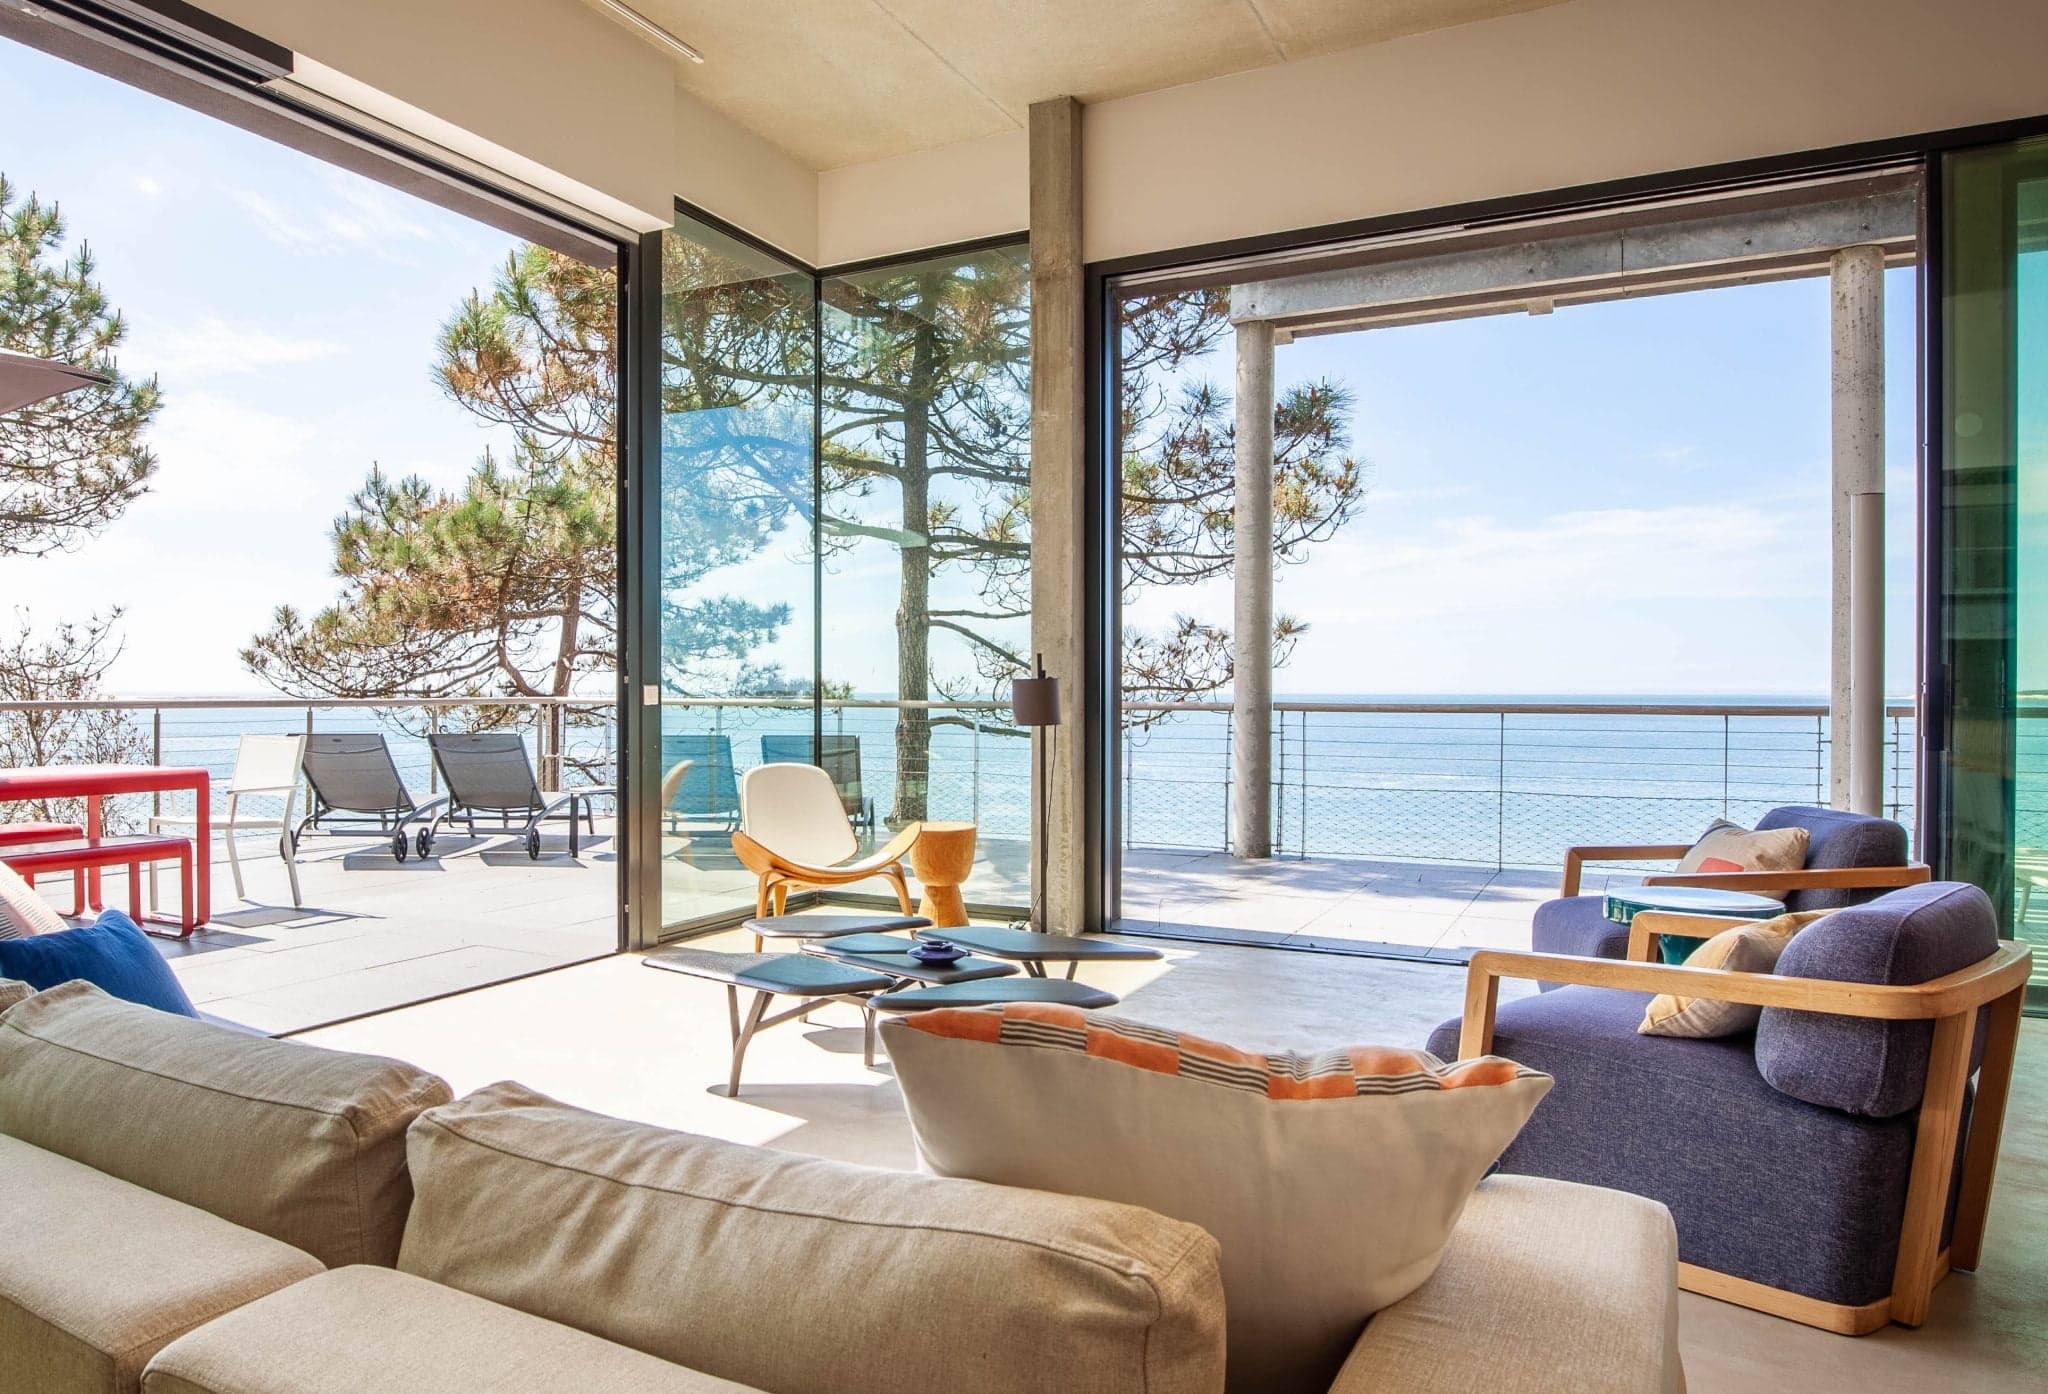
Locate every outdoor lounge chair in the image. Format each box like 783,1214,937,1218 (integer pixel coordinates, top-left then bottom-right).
294,732,447,862
150,733,306,907
419,732,616,860
731,762,918,920
760,733,874,828
659,733,741,829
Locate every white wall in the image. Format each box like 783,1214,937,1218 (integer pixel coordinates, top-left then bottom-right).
1080,0,2048,263
818,131,1028,266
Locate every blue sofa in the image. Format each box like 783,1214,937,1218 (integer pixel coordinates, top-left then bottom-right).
1534,805,1917,970
1432,880,2031,1334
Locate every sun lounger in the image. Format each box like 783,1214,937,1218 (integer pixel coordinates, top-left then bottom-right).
420,732,615,860
294,732,446,862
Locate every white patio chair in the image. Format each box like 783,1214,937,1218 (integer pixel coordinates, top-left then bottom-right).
150,733,306,909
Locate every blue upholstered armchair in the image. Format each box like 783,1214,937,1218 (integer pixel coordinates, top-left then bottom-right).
1431,881,2031,1335
1533,805,1925,969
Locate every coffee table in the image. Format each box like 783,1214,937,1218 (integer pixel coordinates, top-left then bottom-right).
870,978,1120,1013
804,932,1019,986
742,912,932,951
911,924,1162,980
1603,884,1785,964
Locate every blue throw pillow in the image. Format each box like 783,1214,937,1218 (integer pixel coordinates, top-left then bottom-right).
0,909,199,1017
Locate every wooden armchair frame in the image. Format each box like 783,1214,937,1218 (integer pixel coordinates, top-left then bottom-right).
1559,841,1931,900
730,824,920,927
1457,913,2032,1335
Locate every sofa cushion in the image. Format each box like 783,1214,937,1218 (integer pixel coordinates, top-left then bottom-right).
1755,880,1998,1117
1755,805,1909,911
1675,819,1808,876
0,1132,322,1394
1332,1176,1682,1394
0,911,198,1016
0,981,451,1268
1428,984,1920,1307
400,1081,1225,1394
1639,909,1829,1039
0,858,68,938
140,1268,762,1394
0,976,32,1012
885,1006,1550,1394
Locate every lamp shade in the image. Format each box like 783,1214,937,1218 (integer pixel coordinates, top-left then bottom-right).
1011,674,1061,728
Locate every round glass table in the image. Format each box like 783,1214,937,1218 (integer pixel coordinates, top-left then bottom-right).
1602,884,1786,964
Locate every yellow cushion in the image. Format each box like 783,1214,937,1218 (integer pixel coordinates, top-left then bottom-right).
1640,910,1832,1038
1674,819,1809,874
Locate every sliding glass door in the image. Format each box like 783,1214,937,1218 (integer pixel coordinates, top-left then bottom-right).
1931,134,2048,1007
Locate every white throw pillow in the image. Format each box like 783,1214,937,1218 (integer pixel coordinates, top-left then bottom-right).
0,861,68,938
1674,819,1809,874
884,1007,1552,1394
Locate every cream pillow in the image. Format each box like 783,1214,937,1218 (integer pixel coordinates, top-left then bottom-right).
1674,818,1809,874
884,1006,1553,1394
0,860,68,938
1640,909,1832,1038
0,977,32,1012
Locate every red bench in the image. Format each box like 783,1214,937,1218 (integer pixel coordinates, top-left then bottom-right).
0,822,89,916
0,835,195,936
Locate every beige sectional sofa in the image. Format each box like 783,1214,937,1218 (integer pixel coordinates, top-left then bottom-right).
1,980,1685,1394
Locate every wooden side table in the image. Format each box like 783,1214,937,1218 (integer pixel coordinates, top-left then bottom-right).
908,820,977,928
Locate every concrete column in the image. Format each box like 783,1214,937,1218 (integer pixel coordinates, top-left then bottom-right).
1027,96,1088,933
1829,246,1886,813
1232,318,1275,859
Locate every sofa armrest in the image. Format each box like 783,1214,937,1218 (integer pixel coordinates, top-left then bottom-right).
1330,1176,1683,1394
1560,844,1692,897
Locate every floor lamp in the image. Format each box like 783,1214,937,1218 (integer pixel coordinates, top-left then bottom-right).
1010,655,1061,932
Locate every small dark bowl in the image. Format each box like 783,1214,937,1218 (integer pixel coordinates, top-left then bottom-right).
911,939,966,965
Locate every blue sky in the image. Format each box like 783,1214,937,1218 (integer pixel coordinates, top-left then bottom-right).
0,37,522,694
1,33,1931,704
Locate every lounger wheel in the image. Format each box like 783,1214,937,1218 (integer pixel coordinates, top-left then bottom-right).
391,831,409,862
526,827,541,860
417,828,434,859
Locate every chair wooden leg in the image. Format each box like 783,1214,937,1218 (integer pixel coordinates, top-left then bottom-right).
754,878,771,921
1890,1009,1977,1326
1951,986,2026,1272
885,866,913,916
772,882,788,916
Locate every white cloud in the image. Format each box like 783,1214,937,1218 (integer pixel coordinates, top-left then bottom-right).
126,316,343,380
229,170,447,260
133,175,162,197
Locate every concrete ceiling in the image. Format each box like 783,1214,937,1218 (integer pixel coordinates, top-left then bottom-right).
626,0,1569,170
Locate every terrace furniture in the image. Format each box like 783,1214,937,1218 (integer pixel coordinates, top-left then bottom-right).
149,733,305,909
0,764,213,928
0,821,87,916
1,834,196,935
659,733,740,829
803,931,1019,986
731,762,918,919
743,909,931,952
912,922,1165,981
657,757,693,852
295,732,446,861
421,732,616,860
760,733,874,828
1536,804,1927,975
870,977,1120,1012
1431,880,2031,1334
907,819,976,927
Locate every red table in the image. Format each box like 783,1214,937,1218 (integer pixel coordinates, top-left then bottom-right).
0,765,210,934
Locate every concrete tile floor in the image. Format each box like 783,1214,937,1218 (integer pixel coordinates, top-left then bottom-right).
302,932,2048,1391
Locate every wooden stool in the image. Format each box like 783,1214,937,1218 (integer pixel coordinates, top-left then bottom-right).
908,821,976,928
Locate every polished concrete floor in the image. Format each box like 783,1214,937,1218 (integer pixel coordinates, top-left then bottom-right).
301,930,2048,1391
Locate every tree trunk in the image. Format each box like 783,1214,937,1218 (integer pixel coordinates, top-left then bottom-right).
891,304,940,825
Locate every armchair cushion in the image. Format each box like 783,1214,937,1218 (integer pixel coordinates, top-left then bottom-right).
1675,819,1808,875
1529,896,1629,988
1754,805,1910,911
1427,984,1922,1307
1755,880,1998,1117
1639,909,1830,1039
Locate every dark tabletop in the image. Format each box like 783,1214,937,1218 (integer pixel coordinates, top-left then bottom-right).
642,946,897,996
871,977,1120,1013
805,935,1020,985
745,912,934,940
913,925,1163,962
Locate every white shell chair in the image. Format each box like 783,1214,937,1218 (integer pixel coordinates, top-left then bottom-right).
151,733,305,909
730,763,917,935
